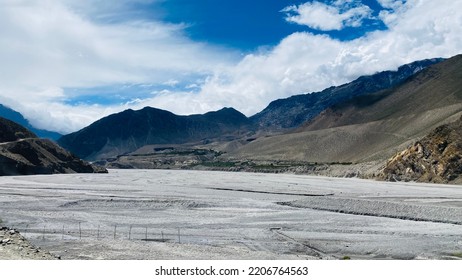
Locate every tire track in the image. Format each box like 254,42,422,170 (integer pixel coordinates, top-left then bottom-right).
209,187,334,197
270,228,334,259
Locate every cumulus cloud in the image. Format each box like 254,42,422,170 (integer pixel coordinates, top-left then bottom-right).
1,0,462,134
0,0,235,133
377,0,406,10
282,1,373,31
143,0,462,118
377,0,408,26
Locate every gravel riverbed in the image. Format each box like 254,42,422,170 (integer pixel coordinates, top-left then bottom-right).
1,169,462,260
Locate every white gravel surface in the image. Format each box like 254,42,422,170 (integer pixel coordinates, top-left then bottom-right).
1,169,462,260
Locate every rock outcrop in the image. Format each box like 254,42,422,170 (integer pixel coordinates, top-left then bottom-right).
379,116,462,184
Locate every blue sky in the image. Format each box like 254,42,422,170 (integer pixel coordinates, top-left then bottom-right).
0,0,461,133
156,0,388,49
64,0,391,107
92,0,389,51
158,0,327,50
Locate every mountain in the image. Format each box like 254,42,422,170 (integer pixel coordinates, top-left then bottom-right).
378,116,462,184
0,117,106,176
0,104,62,140
250,58,444,132
229,55,462,167
56,55,459,175
299,56,462,132
58,107,252,160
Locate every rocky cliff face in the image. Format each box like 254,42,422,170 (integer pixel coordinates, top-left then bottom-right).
379,116,462,184
0,117,106,176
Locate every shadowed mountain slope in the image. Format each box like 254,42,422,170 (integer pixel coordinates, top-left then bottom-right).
0,117,106,176
58,107,252,160
0,117,37,142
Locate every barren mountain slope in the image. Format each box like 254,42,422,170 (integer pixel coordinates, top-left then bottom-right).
251,58,443,132
301,54,462,131
0,116,37,142
228,55,462,165
0,117,106,176
58,107,252,160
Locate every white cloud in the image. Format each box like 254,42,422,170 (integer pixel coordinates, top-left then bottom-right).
143,0,462,119
0,0,236,133
162,79,180,87
377,0,408,26
282,1,373,31
1,0,462,134
377,0,406,10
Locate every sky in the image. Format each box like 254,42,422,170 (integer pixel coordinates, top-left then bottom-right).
0,0,461,134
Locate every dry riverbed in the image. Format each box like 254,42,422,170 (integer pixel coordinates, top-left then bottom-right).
1,169,462,260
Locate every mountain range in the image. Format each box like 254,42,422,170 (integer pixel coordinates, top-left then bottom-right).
232,54,462,167
56,56,448,164
58,107,251,160
2,54,461,183
250,58,444,132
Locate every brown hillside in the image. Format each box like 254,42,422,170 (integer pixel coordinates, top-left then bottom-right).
229,54,462,165
0,117,106,176
0,138,107,176
301,54,462,131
